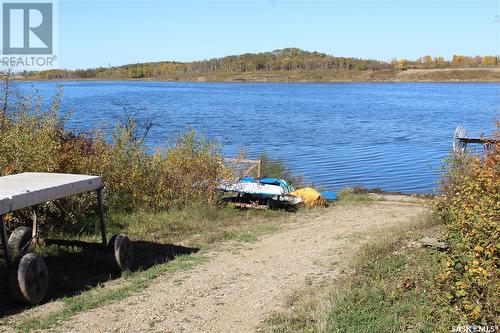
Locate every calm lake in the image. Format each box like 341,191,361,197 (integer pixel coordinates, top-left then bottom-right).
13,81,499,193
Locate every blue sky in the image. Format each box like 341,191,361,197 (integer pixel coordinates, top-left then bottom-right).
58,0,499,69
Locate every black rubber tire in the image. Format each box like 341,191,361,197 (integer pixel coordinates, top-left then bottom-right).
8,226,33,261
8,253,49,305
110,234,133,271
107,234,117,252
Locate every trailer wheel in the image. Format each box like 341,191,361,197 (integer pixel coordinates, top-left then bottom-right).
8,226,33,261
8,253,49,305
109,234,133,271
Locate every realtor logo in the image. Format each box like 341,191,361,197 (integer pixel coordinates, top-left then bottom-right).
2,2,53,54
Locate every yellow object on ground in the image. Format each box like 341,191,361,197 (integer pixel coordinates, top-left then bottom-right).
290,187,325,207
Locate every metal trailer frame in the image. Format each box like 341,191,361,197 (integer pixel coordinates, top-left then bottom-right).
0,193,106,268
0,172,131,304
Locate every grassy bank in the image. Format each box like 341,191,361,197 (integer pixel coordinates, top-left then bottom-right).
48,201,284,246
262,215,456,333
326,219,454,333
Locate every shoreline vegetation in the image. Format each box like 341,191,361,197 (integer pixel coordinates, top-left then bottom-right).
0,68,498,331
17,48,500,83
0,72,307,244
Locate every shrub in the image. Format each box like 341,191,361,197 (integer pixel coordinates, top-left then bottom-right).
0,81,229,227
434,142,499,323
259,154,303,188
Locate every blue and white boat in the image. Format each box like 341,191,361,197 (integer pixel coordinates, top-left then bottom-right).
217,177,302,208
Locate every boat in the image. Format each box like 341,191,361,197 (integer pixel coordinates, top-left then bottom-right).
217,177,302,209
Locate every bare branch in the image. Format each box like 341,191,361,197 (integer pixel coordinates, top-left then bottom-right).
112,101,157,143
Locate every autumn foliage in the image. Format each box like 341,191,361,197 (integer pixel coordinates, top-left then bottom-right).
0,86,229,220
22,48,500,81
435,142,500,323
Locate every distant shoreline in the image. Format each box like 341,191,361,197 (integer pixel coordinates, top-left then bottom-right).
15,68,500,84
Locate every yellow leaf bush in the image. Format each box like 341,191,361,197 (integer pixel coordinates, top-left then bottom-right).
435,141,499,323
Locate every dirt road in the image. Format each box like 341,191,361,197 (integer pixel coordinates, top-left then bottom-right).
8,198,428,332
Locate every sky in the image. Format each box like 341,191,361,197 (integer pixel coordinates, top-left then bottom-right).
55,0,500,69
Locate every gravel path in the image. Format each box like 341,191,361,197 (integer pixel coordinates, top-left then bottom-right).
4,198,428,333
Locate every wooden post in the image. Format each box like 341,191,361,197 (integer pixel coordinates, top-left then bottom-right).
32,206,39,239
257,159,262,179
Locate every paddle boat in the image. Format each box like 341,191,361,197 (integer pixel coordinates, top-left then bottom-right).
217,177,302,209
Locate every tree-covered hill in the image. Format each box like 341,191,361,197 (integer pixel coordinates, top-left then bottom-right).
19,48,500,81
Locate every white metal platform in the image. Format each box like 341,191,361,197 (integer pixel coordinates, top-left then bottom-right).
0,172,102,215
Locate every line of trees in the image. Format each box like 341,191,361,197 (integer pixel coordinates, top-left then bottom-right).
394,55,499,69
20,48,500,80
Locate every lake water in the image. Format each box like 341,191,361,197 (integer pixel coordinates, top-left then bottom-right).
13,81,499,193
